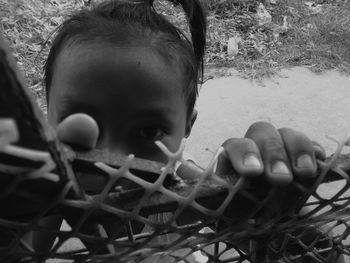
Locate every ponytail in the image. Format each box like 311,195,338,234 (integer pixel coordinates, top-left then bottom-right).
168,0,206,77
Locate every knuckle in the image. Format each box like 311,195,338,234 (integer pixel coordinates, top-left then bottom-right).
278,127,292,135
251,121,273,128
222,138,237,150
247,121,273,133
222,138,237,146
279,127,307,142
262,137,284,153
223,137,257,152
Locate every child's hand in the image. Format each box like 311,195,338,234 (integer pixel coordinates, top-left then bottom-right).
215,121,326,224
56,113,99,150
217,121,325,187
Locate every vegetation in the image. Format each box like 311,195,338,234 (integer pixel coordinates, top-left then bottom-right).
204,0,350,79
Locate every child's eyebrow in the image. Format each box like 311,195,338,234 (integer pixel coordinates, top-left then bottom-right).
60,96,95,108
130,108,177,123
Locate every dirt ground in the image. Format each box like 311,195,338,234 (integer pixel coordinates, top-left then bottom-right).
187,67,350,167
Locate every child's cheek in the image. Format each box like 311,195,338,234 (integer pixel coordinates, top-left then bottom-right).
161,136,184,154
47,103,59,128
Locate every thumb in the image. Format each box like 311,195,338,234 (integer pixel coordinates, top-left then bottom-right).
57,113,99,151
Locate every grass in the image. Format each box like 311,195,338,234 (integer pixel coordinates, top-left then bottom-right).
204,0,350,79
0,0,84,112
274,0,350,74
0,0,350,94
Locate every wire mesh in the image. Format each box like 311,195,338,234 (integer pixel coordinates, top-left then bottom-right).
1,118,350,262
1,27,350,263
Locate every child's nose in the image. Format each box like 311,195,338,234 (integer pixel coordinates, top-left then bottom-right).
96,139,128,156
57,113,99,150
93,130,127,156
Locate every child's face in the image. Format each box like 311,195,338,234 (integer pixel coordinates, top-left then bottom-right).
47,42,192,163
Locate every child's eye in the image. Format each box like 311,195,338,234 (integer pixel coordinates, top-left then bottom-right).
138,126,165,140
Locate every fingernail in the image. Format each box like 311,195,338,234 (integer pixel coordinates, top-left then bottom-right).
243,153,261,168
297,154,314,169
271,161,290,175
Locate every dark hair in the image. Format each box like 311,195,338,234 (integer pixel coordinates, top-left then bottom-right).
44,0,206,117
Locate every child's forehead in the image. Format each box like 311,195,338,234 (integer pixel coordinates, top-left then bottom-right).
50,41,187,104
53,41,184,85
58,41,175,68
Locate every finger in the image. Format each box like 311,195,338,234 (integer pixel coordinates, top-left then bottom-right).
245,122,293,186
57,113,99,150
312,140,326,161
217,138,264,178
279,128,317,180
